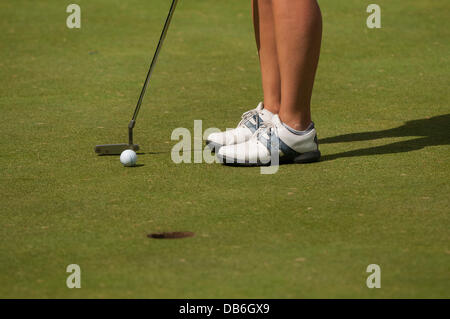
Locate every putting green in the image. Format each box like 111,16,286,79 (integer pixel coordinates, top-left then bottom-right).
0,0,449,298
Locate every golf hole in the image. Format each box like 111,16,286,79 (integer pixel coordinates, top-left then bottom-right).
148,232,195,239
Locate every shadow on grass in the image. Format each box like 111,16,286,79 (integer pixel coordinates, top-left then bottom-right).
94,115,450,164
128,164,145,168
96,151,169,156
320,114,450,161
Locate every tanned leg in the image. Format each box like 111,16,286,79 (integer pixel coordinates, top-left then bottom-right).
271,0,322,130
252,0,281,114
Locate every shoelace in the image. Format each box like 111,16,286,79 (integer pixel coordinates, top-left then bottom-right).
252,121,280,153
254,121,274,139
237,109,260,128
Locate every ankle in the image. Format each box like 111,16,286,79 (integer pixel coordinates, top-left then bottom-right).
279,115,312,131
278,105,312,130
263,101,280,114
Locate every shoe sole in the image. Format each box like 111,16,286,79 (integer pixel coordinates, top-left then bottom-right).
217,150,321,166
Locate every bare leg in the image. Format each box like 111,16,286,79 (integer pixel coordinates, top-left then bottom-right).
271,0,322,130
252,0,281,114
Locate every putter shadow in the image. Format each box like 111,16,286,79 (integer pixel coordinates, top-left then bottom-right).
96,151,159,156
144,149,208,155
97,153,148,157
96,149,208,156
319,114,450,161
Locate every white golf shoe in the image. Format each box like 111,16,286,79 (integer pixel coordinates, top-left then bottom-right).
216,115,321,166
206,102,274,152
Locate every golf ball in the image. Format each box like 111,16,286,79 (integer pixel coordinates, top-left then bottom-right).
120,150,137,167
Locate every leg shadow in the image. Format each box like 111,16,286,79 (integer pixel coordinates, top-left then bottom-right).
320,114,450,161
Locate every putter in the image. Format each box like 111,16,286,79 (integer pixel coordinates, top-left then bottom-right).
95,0,179,155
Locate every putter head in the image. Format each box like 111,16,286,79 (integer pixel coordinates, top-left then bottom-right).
94,143,140,155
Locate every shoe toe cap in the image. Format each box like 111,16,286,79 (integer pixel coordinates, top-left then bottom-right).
206,132,222,144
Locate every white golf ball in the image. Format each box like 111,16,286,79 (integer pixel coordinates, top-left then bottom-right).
120,150,137,167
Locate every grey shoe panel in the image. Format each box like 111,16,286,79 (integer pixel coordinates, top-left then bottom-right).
257,129,320,163
244,114,264,133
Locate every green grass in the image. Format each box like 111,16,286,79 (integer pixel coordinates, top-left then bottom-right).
0,0,449,298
